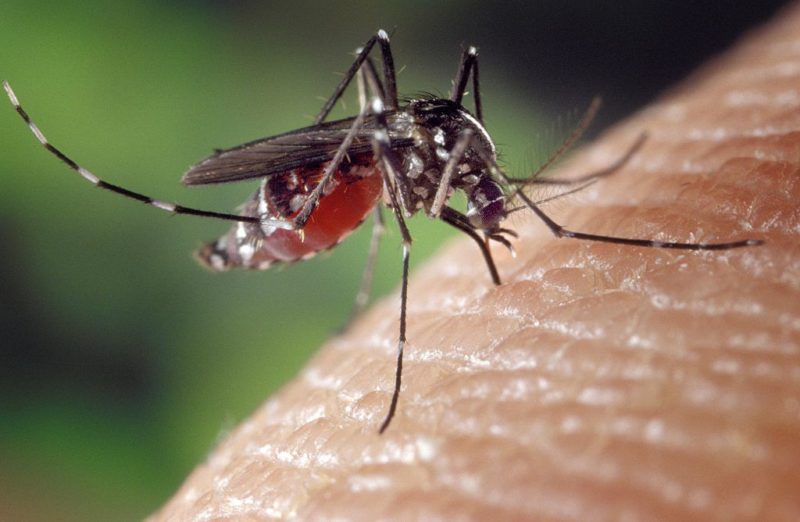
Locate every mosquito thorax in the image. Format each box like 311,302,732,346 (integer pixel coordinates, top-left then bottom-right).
398,98,504,226
405,98,496,159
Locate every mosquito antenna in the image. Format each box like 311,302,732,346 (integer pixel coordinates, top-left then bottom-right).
526,97,602,182
512,132,648,186
505,178,601,216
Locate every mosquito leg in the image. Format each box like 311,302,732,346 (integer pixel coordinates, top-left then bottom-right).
509,132,647,186
334,65,393,332
379,239,409,435
361,56,386,104
502,133,647,222
471,51,483,123
327,68,389,334
520,188,763,249
375,161,412,435
315,29,397,125
333,58,393,330
295,46,396,230
504,97,603,186
295,31,399,230
315,38,376,124
368,99,414,434
427,128,505,284
355,207,385,313
292,98,371,229
476,146,764,250
450,46,483,122
429,129,474,218
371,98,414,214
440,207,502,285
355,52,386,111
429,130,507,285
375,31,399,111
3,81,259,225
356,56,369,111
371,109,413,243
340,207,385,331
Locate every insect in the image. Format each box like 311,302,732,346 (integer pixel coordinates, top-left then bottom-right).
4,30,762,434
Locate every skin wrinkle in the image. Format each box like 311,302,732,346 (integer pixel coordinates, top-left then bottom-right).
153,5,800,522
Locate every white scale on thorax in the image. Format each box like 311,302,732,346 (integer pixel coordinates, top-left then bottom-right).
459,109,496,157
433,126,450,162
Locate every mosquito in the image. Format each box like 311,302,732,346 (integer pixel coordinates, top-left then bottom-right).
3,30,762,434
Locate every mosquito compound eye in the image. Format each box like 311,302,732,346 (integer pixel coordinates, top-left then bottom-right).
467,177,506,229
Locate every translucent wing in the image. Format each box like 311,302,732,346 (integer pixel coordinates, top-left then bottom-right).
182,114,414,186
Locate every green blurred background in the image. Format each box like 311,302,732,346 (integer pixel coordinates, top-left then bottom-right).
0,1,790,519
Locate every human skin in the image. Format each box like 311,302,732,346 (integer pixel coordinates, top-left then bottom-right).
152,6,800,521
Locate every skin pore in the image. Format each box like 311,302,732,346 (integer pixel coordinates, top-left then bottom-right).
152,6,800,520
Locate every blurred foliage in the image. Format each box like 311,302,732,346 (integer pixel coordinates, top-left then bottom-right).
0,1,789,519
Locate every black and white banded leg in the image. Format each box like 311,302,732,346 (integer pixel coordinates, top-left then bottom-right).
293,30,399,230
478,147,764,250
429,128,512,286
429,129,475,218
343,57,389,325
292,100,372,229
314,29,398,125
439,206,503,285
450,45,483,123
3,80,259,225
368,96,415,434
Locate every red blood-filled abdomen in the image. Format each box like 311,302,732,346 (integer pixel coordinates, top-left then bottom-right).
196,159,383,271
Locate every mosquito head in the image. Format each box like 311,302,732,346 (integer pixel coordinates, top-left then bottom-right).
466,176,507,231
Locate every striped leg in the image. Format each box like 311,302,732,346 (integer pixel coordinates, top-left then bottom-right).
474,144,764,250
3,81,258,225
368,96,414,434
314,29,398,125
450,45,483,123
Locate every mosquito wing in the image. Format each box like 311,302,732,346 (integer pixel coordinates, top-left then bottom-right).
182,114,415,186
